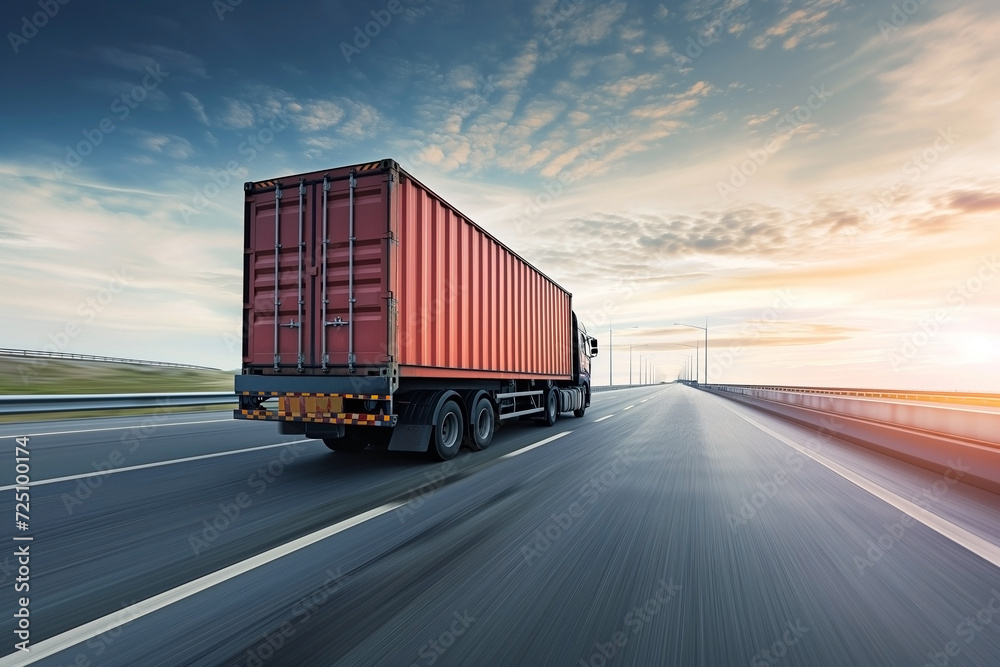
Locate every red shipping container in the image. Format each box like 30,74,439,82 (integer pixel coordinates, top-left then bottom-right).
241,159,573,384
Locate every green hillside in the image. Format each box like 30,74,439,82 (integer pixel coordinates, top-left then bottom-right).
0,356,234,395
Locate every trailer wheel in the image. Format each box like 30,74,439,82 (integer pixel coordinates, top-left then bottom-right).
467,396,495,451
540,387,558,427
430,400,464,461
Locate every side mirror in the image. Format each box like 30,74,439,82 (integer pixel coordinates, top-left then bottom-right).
589,337,599,357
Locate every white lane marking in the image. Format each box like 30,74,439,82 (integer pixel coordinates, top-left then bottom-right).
725,406,1000,570
0,503,401,667
0,428,581,664
593,415,614,423
500,431,572,459
0,418,233,440
0,440,312,492
623,405,635,410
641,399,649,403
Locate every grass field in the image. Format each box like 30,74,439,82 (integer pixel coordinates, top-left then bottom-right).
0,356,235,395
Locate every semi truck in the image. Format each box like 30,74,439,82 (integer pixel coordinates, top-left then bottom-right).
234,159,598,460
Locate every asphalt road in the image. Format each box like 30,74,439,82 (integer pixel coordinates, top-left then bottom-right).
1,385,999,666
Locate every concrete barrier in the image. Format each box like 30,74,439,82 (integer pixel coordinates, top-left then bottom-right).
704,385,1000,495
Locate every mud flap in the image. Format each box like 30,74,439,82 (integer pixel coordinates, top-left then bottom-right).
388,424,432,452
387,389,461,453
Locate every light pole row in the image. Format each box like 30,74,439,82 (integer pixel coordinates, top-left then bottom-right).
606,320,709,387
675,321,708,385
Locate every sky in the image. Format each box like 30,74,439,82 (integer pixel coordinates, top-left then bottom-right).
1,0,998,391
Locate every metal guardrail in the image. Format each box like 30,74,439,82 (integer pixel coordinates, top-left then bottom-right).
708,384,1000,443
703,383,1000,494
592,384,659,393
0,348,220,371
708,383,1000,408
0,393,236,415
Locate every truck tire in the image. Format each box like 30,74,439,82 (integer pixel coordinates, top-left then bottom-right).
467,395,495,451
574,386,590,417
430,400,464,460
540,387,558,427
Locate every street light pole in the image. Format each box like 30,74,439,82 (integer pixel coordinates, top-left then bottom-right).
608,323,637,387
629,341,650,387
629,344,634,386
672,343,698,383
640,353,652,385
675,322,708,385
609,319,613,388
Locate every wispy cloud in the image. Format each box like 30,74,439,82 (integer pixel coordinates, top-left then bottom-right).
126,130,195,159
218,98,255,129
745,108,780,127
182,92,210,125
750,0,845,50
97,45,207,78
293,100,345,132
569,2,628,45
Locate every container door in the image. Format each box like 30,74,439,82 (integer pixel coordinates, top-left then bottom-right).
315,169,392,373
244,181,317,371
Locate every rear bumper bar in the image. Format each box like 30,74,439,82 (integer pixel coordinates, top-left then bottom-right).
235,409,397,427
235,389,396,427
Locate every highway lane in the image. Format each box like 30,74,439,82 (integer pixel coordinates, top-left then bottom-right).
0,414,306,484
3,384,1000,665
0,387,661,650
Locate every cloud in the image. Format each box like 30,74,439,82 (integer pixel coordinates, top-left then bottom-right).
294,100,345,132
125,130,195,159
744,108,780,127
620,23,645,41
629,80,713,119
515,174,995,298
182,92,210,125
636,323,860,350
520,99,566,131
498,40,539,90
948,191,1000,212
0,163,239,357
97,45,207,78
447,64,484,91
750,0,845,50
302,136,339,151
599,73,660,99
337,100,382,140
567,2,628,45
187,85,385,157
97,46,162,73
650,37,672,56
143,45,208,78
218,98,255,129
